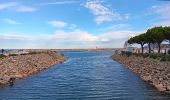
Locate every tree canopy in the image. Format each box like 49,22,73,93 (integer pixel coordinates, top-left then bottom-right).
127,26,170,54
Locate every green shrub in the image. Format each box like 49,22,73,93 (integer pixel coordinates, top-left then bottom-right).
28,52,38,55
0,54,6,59
149,54,159,59
121,51,132,57
142,53,150,58
160,57,166,62
20,53,28,55
9,54,18,56
165,55,170,62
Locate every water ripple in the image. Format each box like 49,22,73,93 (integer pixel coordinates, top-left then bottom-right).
0,52,170,100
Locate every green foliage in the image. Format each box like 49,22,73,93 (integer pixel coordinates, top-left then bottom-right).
127,26,170,54
164,26,170,41
142,53,150,58
121,51,132,57
0,54,6,59
166,55,170,61
127,33,147,54
128,33,147,45
143,53,170,62
9,54,18,56
160,57,166,62
20,53,28,55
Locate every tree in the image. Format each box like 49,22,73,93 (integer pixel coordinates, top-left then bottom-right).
146,29,155,53
148,26,165,53
164,26,170,42
135,33,147,54
127,37,135,44
128,33,147,54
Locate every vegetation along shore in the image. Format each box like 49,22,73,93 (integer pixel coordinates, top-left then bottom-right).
0,51,67,85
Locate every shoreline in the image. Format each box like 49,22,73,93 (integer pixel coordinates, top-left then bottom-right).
0,52,67,85
112,54,170,93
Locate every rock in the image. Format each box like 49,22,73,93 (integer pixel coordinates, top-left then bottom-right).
167,86,170,91
155,84,166,92
142,75,152,82
112,54,170,93
0,52,66,85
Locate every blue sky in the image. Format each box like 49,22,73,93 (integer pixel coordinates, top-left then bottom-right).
0,0,170,49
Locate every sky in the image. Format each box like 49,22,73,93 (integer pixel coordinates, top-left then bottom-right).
0,0,170,49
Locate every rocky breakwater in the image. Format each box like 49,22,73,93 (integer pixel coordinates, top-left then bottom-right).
0,52,67,85
112,54,170,93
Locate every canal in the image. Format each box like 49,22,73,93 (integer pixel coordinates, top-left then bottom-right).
0,52,169,99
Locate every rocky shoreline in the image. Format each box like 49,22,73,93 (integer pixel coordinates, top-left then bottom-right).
112,54,170,93
0,52,67,85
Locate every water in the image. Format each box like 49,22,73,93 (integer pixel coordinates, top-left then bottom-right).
0,52,170,100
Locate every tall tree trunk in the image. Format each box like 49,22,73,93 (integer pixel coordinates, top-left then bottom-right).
141,44,144,54
153,43,155,53
148,42,151,53
158,43,161,53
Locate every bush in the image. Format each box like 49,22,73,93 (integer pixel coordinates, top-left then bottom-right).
121,51,170,62
142,53,150,58
121,51,132,57
146,54,170,62
28,52,38,55
160,57,166,62
149,54,159,59
166,55,170,61
9,54,18,56
20,53,28,55
0,54,6,59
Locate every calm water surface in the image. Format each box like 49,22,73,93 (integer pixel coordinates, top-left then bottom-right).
0,52,170,100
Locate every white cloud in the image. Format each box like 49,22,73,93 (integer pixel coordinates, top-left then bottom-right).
84,0,112,16
99,24,129,31
0,2,16,10
84,0,128,24
0,29,142,49
0,2,36,12
0,33,31,41
41,1,79,5
48,30,98,42
3,19,21,25
150,4,170,19
48,21,67,28
99,30,134,41
153,20,170,27
15,6,36,12
95,16,113,24
149,3,170,27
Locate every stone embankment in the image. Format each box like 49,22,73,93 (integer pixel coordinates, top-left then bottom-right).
112,54,170,93
0,52,66,85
